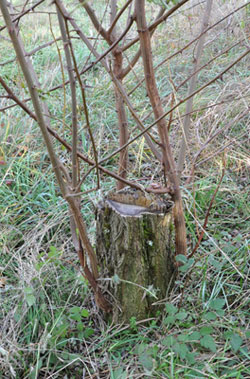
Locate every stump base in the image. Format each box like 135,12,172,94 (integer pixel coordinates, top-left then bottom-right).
96,189,177,323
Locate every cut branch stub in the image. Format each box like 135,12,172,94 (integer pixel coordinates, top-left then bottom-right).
96,188,177,323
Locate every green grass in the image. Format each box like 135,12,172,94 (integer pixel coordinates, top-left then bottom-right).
0,0,249,377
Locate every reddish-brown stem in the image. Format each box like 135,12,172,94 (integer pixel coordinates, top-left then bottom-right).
135,0,187,256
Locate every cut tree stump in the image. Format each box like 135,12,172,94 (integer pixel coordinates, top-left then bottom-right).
96,188,177,323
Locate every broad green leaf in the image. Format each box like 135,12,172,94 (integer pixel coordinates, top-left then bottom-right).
112,367,127,379
200,326,214,336
216,309,225,317
187,331,201,341
162,336,176,347
173,342,189,359
134,343,148,355
203,311,217,321
186,352,196,364
178,333,189,342
165,303,178,315
176,311,187,321
24,287,36,306
208,256,222,270
48,245,58,258
23,286,34,295
164,315,176,325
139,352,154,372
83,328,94,338
230,334,243,352
245,330,250,338
179,258,195,272
224,330,233,339
200,335,217,352
176,254,187,264
81,309,89,317
209,298,226,310
77,323,84,332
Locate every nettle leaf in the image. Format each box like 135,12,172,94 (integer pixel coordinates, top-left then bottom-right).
209,298,226,310
139,352,154,372
187,331,201,341
134,343,148,355
176,311,188,321
164,315,176,325
203,311,217,321
178,333,189,342
200,326,214,336
208,256,222,270
186,352,196,364
176,254,187,264
245,330,250,339
24,287,36,306
165,303,178,315
83,328,94,338
224,330,233,339
216,309,225,317
162,336,176,348
173,342,189,360
25,294,36,307
230,334,243,352
200,335,217,352
179,258,195,273
112,367,127,379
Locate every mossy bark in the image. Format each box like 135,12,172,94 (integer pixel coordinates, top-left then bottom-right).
96,190,177,323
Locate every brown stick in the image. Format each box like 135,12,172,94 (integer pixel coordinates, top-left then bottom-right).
135,0,187,256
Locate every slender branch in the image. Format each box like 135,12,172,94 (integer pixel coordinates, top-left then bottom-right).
107,0,133,37
177,0,214,178
122,0,190,52
105,69,162,161
0,37,63,67
80,15,135,79
0,0,46,32
187,109,249,184
135,0,187,256
0,75,145,191
80,1,111,44
64,20,100,191
0,0,110,311
109,48,250,157
0,0,66,195
120,6,165,78
56,6,78,188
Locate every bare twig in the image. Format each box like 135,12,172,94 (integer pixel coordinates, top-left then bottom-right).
56,6,78,189
177,0,214,178
80,1,111,44
135,0,187,256
122,0,190,52
0,0,46,32
64,19,100,191
107,0,133,37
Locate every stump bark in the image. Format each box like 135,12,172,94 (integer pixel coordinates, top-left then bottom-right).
96,189,177,323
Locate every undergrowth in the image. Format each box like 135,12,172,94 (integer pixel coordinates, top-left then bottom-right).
0,0,249,377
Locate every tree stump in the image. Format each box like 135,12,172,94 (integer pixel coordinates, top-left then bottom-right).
96,188,177,323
